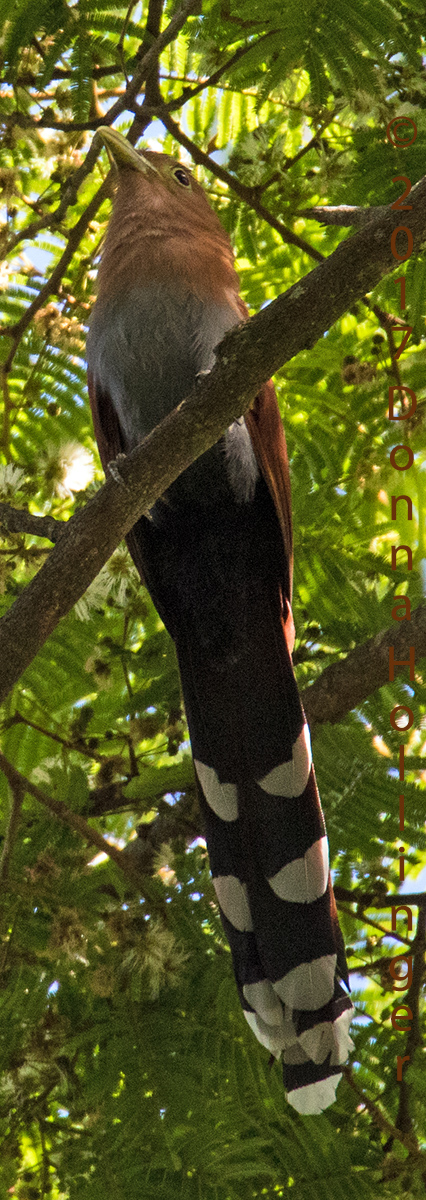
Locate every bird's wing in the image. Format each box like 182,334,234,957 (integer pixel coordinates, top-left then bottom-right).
88,370,123,467
245,381,295,654
87,369,147,583
245,380,293,601
234,297,293,599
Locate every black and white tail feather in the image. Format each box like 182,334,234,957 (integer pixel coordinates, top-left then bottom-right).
171,529,354,1116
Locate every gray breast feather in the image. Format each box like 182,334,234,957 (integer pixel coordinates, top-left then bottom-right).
87,284,259,504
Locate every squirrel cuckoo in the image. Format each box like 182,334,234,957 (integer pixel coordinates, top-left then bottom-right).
87,127,354,1114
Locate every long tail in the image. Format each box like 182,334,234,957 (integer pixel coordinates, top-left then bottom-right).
174,561,354,1115
131,470,354,1114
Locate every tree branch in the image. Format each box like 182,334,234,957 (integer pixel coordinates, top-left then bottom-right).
3,710,106,762
299,205,390,227
3,62,126,85
168,33,277,110
0,503,63,542
301,602,426,730
337,903,412,947
94,0,199,131
1,172,426,702
257,108,340,192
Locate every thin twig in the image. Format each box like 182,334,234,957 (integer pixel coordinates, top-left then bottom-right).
1,209,52,261
99,0,199,130
121,614,134,700
0,774,24,884
337,902,412,947
372,303,404,389
4,62,125,85
0,750,157,895
257,108,340,193
394,906,426,1138
0,503,64,543
3,711,105,762
343,1065,423,1161
334,885,426,909
0,368,12,456
169,33,277,109
117,0,137,84
0,181,110,374
38,1119,50,1200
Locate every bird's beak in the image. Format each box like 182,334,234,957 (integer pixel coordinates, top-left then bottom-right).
95,127,159,175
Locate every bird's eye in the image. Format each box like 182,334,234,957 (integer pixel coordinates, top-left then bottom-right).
172,167,190,187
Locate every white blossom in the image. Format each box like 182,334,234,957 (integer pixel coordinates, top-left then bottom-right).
0,463,25,497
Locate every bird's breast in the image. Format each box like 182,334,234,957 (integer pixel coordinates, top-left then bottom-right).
87,282,259,506
88,283,236,445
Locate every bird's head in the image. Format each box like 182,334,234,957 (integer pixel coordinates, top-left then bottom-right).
96,126,217,228
94,127,241,308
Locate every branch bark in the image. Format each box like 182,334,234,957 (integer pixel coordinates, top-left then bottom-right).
299,204,390,227
301,602,426,730
0,503,63,542
1,174,426,703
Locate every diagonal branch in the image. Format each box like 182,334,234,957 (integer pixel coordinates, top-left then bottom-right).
1,173,426,703
0,749,160,896
95,0,198,130
257,108,341,192
343,1064,423,1162
337,902,411,947
301,602,426,731
168,33,278,109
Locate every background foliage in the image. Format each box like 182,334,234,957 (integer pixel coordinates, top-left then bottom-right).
1,0,426,1195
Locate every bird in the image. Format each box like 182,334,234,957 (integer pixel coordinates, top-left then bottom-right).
86,126,354,1115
